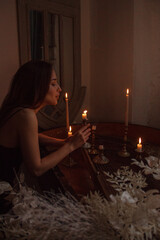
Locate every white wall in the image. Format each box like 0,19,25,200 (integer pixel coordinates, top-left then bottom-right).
0,0,19,104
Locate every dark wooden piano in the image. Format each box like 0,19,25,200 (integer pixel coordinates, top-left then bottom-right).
41,122,160,200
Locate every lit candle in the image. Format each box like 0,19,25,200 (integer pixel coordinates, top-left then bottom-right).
125,88,129,127
137,137,142,152
82,110,88,120
68,126,72,137
65,92,69,132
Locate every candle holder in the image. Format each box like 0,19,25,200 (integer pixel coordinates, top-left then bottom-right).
135,149,144,160
88,125,98,155
93,145,109,164
62,153,77,167
118,125,130,157
82,118,91,149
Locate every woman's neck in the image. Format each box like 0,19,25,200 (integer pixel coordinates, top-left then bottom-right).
34,104,46,114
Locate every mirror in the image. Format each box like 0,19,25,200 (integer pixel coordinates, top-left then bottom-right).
48,13,60,81
17,0,86,130
30,10,44,61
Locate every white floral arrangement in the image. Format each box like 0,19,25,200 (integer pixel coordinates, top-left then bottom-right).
103,166,147,193
102,166,160,239
132,156,160,180
0,184,117,240
1,166,160,239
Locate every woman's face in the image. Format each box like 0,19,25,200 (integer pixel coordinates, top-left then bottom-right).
43,70,62,106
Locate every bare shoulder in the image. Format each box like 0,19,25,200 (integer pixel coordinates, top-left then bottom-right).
17,108,36,119
16,108,38,129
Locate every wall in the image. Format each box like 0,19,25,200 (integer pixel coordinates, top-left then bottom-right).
81,0,160,129
74,0,91,123
89,0,133,123
0,0,19,104
132,0,160,128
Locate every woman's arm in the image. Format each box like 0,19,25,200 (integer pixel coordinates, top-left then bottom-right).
17,109,91,177
38,133,65,147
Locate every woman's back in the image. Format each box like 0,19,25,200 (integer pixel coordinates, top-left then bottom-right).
0,108,22,147
0,108,26,186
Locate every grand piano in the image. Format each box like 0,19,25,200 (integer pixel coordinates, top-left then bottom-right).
41,122,160,200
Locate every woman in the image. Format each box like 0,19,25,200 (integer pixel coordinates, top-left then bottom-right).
0,60,91,190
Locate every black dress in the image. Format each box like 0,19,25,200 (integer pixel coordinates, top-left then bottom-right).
0,145,22,187
0,146,22,214
0,108,24,214
0,108,24,187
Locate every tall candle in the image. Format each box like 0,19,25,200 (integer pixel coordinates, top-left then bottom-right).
68,126,72,137
82,110,88,120
125,88,129,127
137,137,142,152
65,92,69,131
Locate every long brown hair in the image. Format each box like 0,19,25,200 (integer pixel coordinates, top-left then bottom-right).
0,60,53,121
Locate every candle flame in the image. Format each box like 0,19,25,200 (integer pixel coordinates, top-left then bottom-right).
69,126,72,132
83,110,87,114
126,89,129,95
139,137,141,144
65,92,68,99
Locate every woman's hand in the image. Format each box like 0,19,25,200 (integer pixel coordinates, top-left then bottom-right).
67,124,91,152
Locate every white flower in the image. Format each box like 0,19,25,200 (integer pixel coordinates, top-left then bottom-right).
121,191,137,204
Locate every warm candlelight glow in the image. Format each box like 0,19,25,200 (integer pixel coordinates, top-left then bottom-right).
137,137,142,152
82,110,88,120
68,126,72,137
65,92,68,99
126,88,129,96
